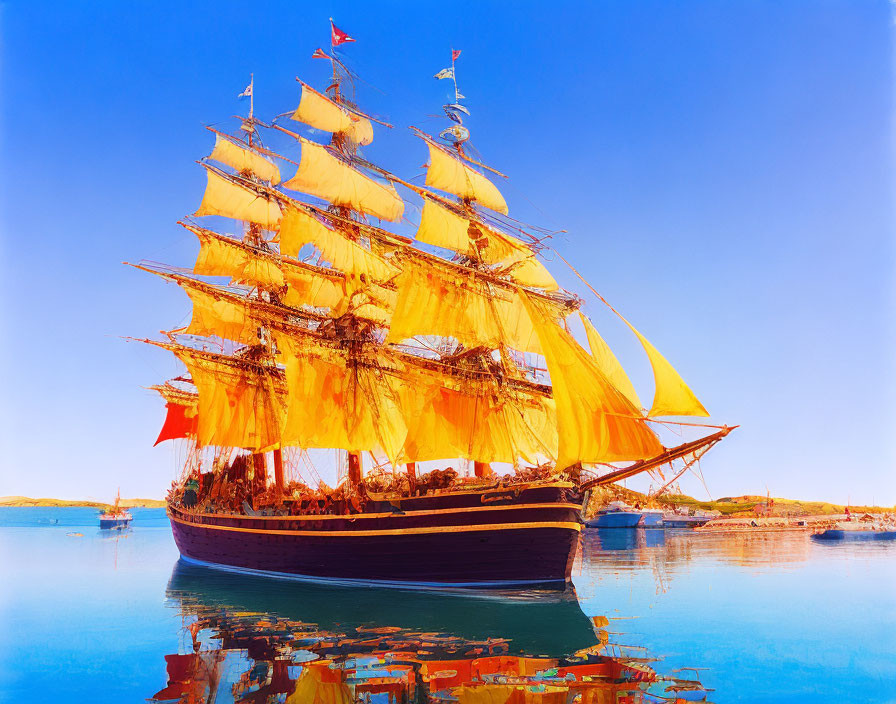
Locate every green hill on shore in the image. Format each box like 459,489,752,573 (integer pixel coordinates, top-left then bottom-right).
585,486,892,517
0,496,166,510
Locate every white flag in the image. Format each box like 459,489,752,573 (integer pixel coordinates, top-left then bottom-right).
238,83,253,98
434,67,454,80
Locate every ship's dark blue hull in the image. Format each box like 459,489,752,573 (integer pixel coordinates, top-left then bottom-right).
168,483,583,587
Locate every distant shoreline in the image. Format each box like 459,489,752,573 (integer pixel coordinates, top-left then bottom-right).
1,493,890,515
0,496,166,510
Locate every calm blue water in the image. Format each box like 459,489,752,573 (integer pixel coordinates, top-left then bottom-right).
1,507,894,703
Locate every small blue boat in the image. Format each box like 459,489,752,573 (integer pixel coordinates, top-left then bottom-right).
99,513,133,530
813,522,896,541
99,490,133,530
586,501,643,528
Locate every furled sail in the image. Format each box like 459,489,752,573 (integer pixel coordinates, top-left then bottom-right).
174,348,285,452
386,256,547,354
291,82,374,146
207,132,281,184
283,138,404,222
621,317,710,418
194,166,283,230
422,140,508,215
521,292,663,468
580,313,642,410
279,207,398,283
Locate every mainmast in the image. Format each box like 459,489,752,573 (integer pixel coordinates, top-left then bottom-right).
324,19,375,490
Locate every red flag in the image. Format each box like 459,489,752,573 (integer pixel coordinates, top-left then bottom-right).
154,402,197,446
312,47,329,59
330,20,355,46
452,49,461,62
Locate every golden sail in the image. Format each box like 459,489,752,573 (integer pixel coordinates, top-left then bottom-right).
194,166,282,229
283,137,404,222
292,81,374,146
207,131,281,185
135,36,731,588
415,197,558,290
421,138,509,214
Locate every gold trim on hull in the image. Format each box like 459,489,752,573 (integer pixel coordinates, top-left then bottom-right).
170,502,584,523
169,512,583,537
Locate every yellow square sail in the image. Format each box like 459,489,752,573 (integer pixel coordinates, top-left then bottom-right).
278,207,398,283
399,373,558,465
423,141,508,215
386,257,545,354
207,133,281,185
415,198,558,291
416,198,521,263
194,167,282,230
174,350,285,452
192,227,285,289
291,82,374,146
283,139,404,222
186,224,346,311
279,341,409,464
184,286,258,345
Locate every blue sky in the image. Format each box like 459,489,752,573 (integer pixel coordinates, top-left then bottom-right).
1,0,893,504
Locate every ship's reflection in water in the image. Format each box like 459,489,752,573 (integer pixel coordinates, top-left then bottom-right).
153,560,712,703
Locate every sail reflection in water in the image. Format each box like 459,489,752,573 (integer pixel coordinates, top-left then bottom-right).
152,560,712,703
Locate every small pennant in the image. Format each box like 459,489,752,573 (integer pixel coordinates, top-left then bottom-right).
330,20,355,46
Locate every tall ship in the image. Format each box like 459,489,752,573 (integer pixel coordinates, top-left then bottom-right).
134,23,733,587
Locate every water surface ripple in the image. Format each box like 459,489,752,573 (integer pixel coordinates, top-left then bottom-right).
1,508,893,702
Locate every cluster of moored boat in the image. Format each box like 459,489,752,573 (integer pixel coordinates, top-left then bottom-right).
585,501,717,529
586,501,896,542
